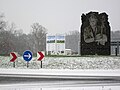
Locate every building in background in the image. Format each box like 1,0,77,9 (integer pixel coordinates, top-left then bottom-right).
46,34,65,55
65,30,80,55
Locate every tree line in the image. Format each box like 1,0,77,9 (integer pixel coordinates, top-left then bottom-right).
0,14,47,55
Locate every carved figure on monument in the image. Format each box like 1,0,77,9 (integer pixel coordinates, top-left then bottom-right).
81,12,110,55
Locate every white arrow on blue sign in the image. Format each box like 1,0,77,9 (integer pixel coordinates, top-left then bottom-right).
23,50,32,61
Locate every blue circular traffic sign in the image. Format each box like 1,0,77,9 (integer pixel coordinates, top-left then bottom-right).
23,50,32,61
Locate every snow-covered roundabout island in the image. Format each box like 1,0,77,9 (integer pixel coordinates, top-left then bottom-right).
0,56,120,69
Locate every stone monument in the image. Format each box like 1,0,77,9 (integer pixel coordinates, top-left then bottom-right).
80,12,111,55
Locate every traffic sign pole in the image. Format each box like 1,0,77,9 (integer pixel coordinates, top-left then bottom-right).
115,48,118,56
27,62,29,68
13,62,15,68
41,61,42,68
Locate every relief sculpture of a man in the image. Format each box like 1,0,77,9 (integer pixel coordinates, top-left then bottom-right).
81,12,110,55
84,13,107,45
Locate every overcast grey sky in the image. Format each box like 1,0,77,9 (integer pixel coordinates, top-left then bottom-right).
0,0,120,34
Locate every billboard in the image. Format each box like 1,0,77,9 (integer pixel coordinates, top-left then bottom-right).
47,36,55,43
46,35,65,55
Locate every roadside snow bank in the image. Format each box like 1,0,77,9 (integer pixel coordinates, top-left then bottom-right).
0,56,120,69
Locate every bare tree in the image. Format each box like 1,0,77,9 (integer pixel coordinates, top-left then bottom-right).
0,13,6,31
31,23,47,53
0,13,9,55
0,15,28,55
0,14,48,55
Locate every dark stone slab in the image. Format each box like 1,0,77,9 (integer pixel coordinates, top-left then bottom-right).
80,12,111,55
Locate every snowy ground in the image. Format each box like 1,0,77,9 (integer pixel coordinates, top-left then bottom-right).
0,56,120,69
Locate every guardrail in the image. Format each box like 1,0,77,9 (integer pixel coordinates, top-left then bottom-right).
0,69,120,79
0,69,120,88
